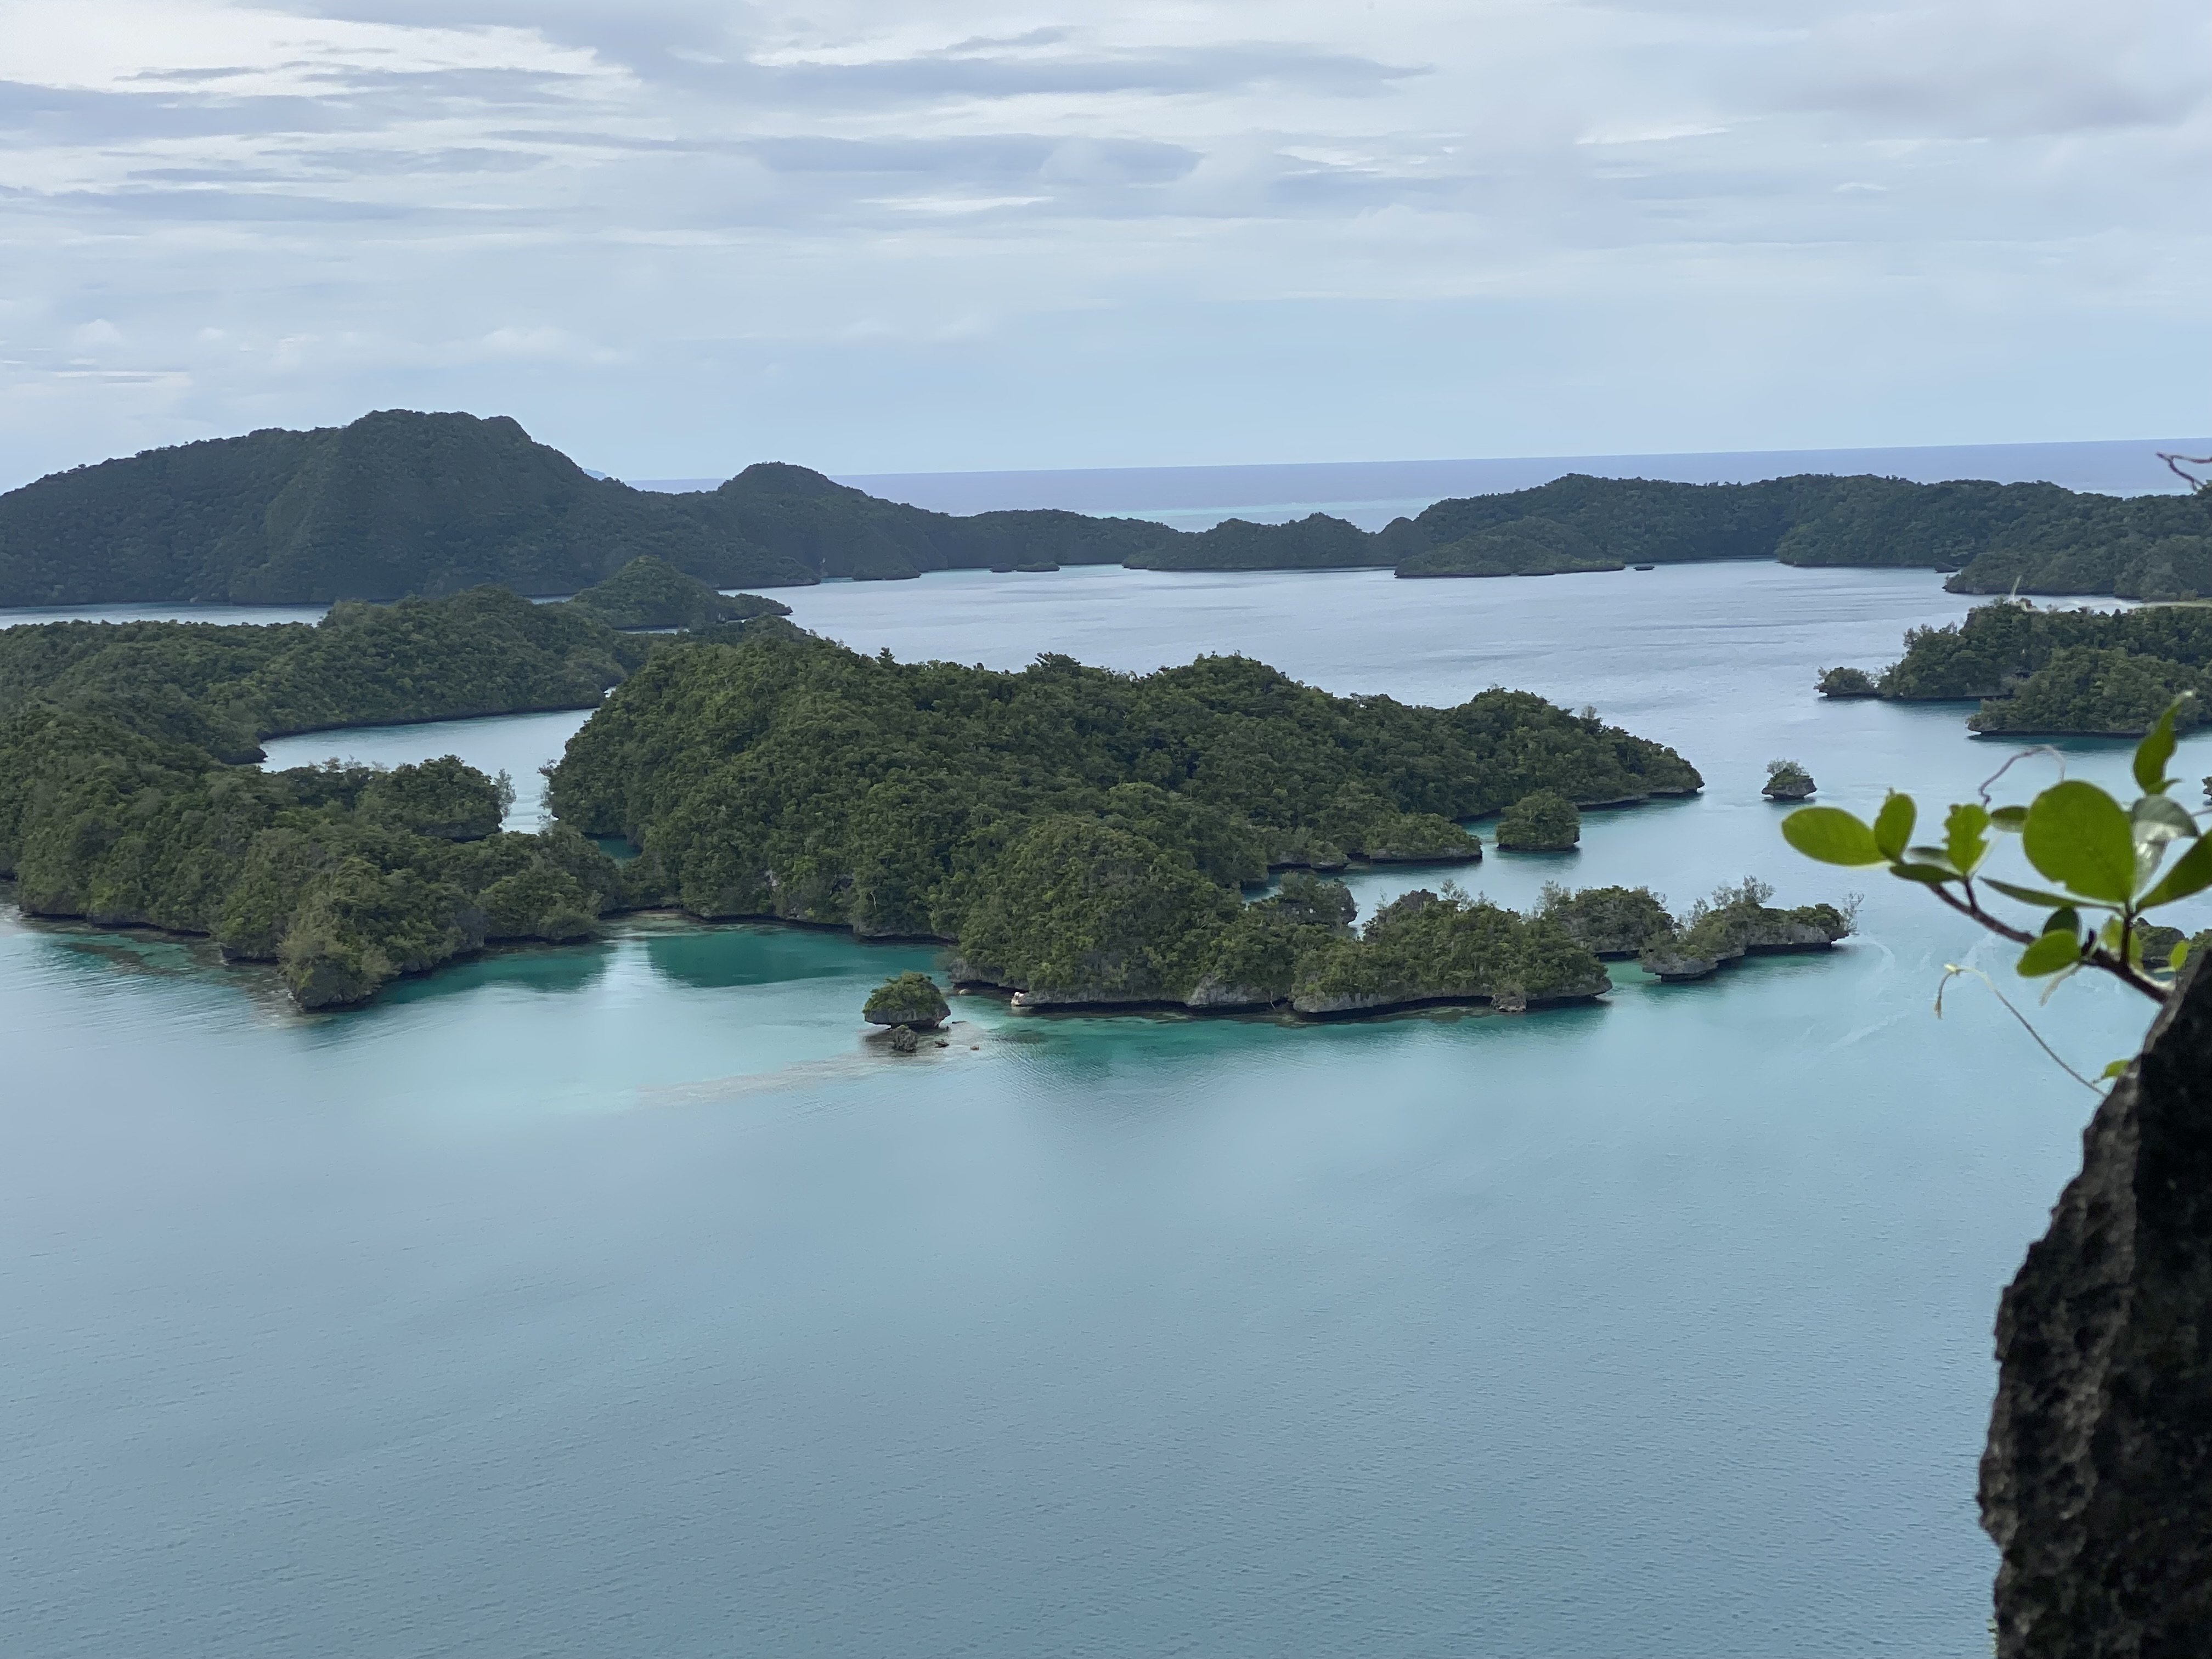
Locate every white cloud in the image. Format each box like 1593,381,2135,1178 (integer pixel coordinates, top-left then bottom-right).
0,0,2205,484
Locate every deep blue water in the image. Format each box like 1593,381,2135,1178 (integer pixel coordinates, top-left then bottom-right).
4,562,2196,1657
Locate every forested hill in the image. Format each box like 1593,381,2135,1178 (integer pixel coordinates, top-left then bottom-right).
0,411,1177,605
3,410,2204,604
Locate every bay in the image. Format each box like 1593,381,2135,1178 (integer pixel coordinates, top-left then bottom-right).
4,562,2197,1658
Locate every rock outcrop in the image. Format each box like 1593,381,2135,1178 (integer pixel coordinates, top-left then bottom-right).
1980,950,2212,1657
1183,976,1280,1012
1762,764,1816,800
862,971,951,1029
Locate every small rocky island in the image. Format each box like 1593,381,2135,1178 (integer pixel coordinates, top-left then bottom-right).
1630,879,1852,982
1762,759,1816,800
864,972,950,1030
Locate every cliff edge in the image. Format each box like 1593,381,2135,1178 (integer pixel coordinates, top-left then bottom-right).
1980,950,2212,1657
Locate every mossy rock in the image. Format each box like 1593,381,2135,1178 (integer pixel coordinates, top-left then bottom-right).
865,970,950,1029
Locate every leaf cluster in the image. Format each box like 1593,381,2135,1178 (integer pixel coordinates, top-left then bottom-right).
1783,703,2211,1000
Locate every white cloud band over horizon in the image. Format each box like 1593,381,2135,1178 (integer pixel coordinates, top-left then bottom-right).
1,0,2207,489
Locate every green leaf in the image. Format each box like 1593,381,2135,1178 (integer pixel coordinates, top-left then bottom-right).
1781,806,1885,866
1989,805,2028,832
2131,795,2197,844
1872,793,1916,861
2139,831,2212,909
1983,877,2114,910
1905,844,1960,873
2042,906,2081,939
2016,929,2083,977
1889,861,1956,885
2172,939,2193,972
2101,1059,2130,1081
1945,802,1991,876
2022,780,2138,904
2134,702,2181,794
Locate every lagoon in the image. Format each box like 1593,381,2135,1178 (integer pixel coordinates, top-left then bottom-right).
3,562,2197,1657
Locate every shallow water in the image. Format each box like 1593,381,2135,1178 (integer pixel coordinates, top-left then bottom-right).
4,563,2196,1658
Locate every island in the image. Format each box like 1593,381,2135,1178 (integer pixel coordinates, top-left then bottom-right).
1,589,1870,1017
0,587,672,1007
1763,759,1815,800
864,972,951,1030
1633,879,1853,981
539,629,1822,1018
1841,599,2212,735
3,408,2203,605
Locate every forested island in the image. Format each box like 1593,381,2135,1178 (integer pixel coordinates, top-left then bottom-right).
0,574,794,1007
1826,600,2212,735
0,580,1867,1014
2,408,2203,605
542,628,1851,1015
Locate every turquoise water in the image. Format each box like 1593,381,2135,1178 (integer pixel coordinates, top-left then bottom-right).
4,563,2198,1657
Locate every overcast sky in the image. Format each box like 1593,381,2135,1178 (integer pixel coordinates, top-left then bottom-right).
1,0,2207,486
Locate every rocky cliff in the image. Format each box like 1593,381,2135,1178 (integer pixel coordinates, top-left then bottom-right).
1980,950,2212,1657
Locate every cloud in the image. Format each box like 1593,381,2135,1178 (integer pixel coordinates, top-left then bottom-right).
0,0,2204,487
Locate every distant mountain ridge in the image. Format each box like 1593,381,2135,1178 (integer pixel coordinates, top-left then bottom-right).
4,410,2207,605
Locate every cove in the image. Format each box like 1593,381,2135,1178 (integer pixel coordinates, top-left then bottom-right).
4,561,2204,1658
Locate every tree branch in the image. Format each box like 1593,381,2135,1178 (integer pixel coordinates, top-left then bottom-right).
1932,881,2167,1002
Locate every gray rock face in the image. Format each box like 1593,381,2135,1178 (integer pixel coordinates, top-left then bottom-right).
1637,946,1732,981
1008,986,1172,1009
865,1002,945,1028
1288,972,1609,1017
1980,952,2212,1657
1184,977,1278,1011
1762,774,1816,800
1741,918,1844,952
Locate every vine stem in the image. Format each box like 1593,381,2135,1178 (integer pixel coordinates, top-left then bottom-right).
1935,966,2106,1093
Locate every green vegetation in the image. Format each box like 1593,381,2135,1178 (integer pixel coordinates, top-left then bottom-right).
0,588,680,1009
0,410,817,605
568,556,792,631
1637,878,1852,981
549,630,1706,1009
1124,514,1380,573
1864,600,2212,734
0,585,651,756
10,413,2199,605
1396,516,1623,579
1288,885,1607,1014
1783,706,2212,1046
1538,883,1675,957
863,971,951,1028
1970,648,2204,737
1496,790,1581,850
1764,759,1815,800
1817,666,1878,697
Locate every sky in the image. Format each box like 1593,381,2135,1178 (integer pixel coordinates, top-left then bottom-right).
1,0,2208,488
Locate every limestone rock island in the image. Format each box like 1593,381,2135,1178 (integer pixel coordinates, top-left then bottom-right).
864,972,951,1030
